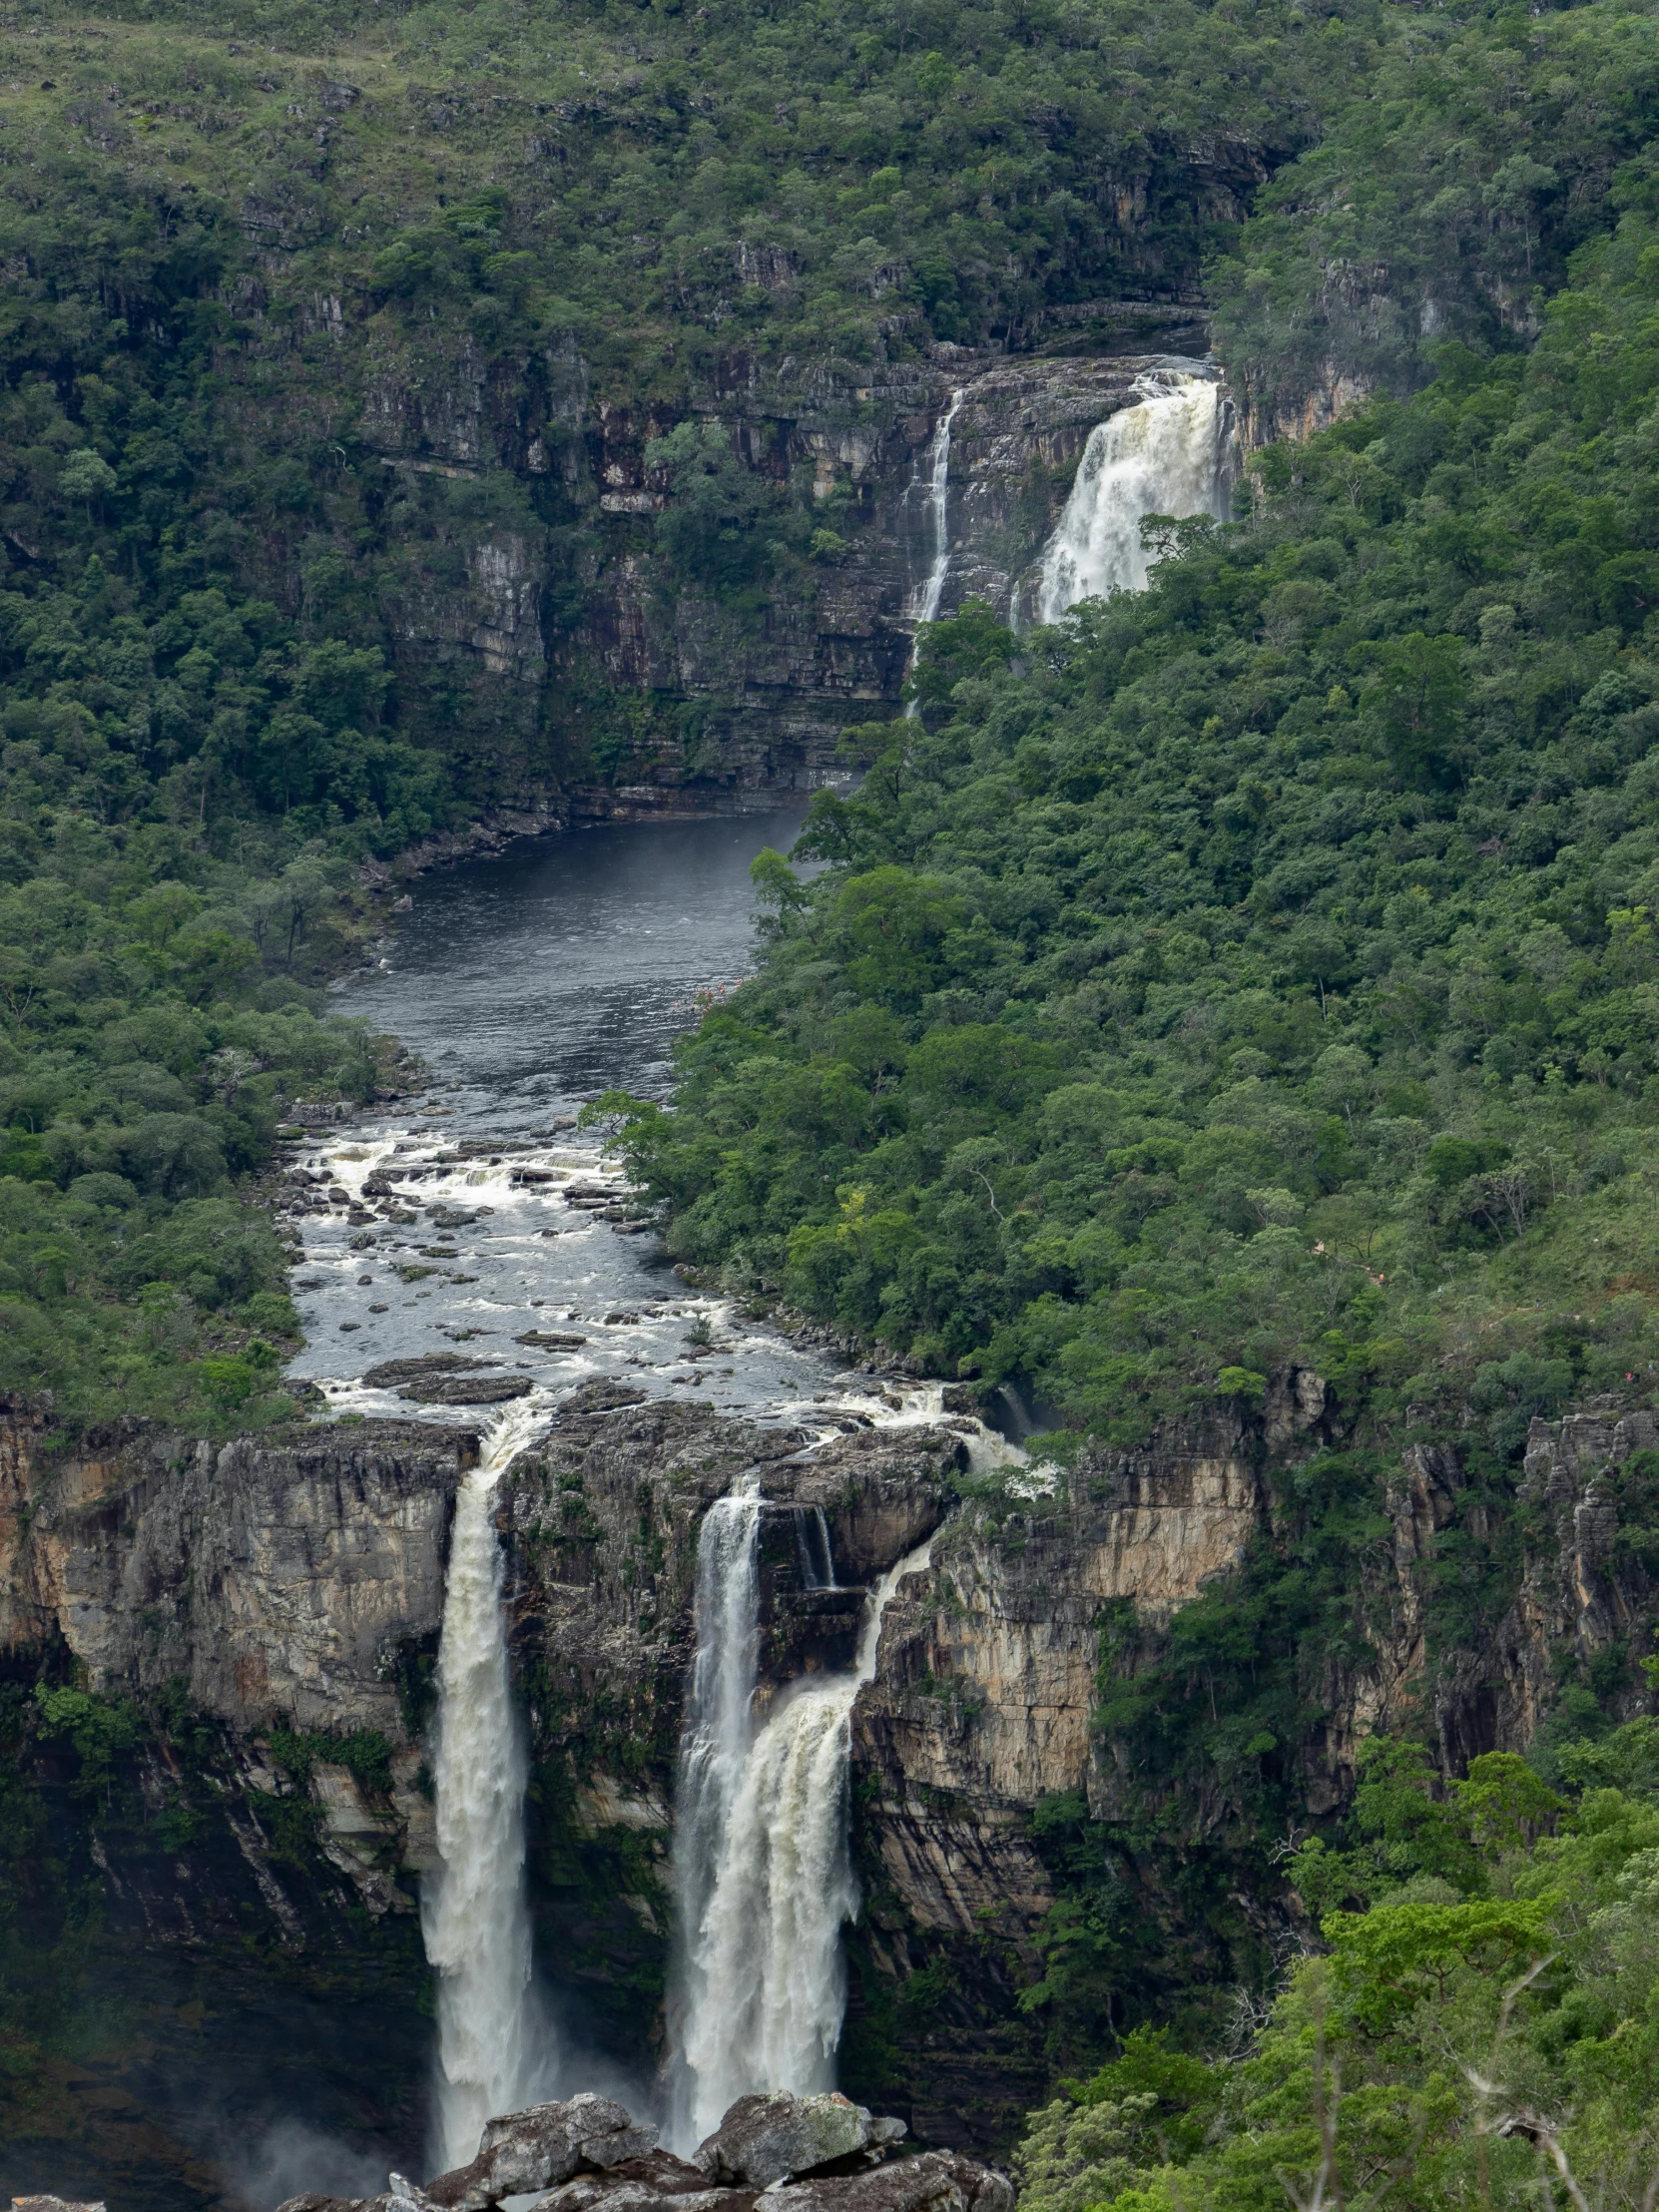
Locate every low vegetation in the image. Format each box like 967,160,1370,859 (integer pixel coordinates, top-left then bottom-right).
1014,1729,1659,2212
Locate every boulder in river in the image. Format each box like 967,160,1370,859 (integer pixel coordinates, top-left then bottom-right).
560,1379,649,1413
516,1330,589,1349
362,1354,496,1388
398,1375,534,1404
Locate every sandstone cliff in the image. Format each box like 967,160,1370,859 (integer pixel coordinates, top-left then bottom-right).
5,1384,1657,2201
214,254,1220,817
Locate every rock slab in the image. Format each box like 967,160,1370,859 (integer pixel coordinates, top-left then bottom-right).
274,2091,1010,2212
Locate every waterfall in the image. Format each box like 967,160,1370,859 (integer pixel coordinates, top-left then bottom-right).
912,387,964,628
904,387,964,717
795,1505,836,1591
1034,370,1231,624
667,1512,934,2150
421,1400,553,2171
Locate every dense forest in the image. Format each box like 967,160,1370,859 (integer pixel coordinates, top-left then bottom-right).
8,0,1659,2196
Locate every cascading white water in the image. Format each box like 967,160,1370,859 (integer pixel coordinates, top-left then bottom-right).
903,387,965,717
912,387,964,628
421,1399,554,2170
667,1475,764,2148
1034,370,1231,624
667,1500,934,2150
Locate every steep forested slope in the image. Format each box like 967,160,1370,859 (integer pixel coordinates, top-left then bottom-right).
1009,1728,1659,2212
0,0,1357,1433
628,199,1659,1449
6,0,1659,2193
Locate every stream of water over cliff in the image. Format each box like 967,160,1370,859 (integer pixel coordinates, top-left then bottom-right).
1035,365,1233,621
668,1507,939,2148
422,1399,557,2168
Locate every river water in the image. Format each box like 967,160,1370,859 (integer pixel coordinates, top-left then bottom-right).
287,811,843,1418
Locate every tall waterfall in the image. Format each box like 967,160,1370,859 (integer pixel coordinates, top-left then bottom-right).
912,387,964,629
903,387,965,717
1035,370,1231,624
667,1495,933,2150
422,1401,553,2170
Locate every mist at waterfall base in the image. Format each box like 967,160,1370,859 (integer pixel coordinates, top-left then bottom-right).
1034,368,1232,624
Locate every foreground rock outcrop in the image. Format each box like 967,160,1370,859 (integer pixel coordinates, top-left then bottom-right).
275,2089,1012,2212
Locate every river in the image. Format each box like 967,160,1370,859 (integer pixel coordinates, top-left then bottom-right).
287,809,842,1418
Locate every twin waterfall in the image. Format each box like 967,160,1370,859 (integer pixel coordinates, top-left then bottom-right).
904,362,1231,639
668,1490,931,2148
422,1412,927,2162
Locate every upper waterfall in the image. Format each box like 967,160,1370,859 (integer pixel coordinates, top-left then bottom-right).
903,387,965,716
912,386,965,629
1034,369,1232,624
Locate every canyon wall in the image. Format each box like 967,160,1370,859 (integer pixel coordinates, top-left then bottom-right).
217,273,1215,815
6,1382,1654,2199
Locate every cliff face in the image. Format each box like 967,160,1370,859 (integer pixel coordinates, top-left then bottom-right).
216,269,1216,813
0,1412,483,2212
559,326,1216,794
7,1386,1655,2199
1,1411,470,1738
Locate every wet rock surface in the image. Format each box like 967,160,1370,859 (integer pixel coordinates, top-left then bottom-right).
398,1374,535,1403
274,2091,1011,2212
694,2092,904,2186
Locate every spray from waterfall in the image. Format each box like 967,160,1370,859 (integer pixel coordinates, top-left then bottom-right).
1034,370,1231,625
422,1399,554,2171
904,387,964,716
667,1499,934,2150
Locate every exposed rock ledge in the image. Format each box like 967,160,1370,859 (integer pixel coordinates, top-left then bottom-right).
7,1383,1656,2185
276,2089,1011,2212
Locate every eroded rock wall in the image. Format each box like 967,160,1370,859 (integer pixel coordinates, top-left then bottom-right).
214,269,1219,812
9,1381,1657,2195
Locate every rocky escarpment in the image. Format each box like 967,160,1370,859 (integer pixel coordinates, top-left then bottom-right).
496,1401,963,2057
7,1382,1657,2199
218,255,1219,817
558,330,1219,797
0,1397,967,2209
0,1410,482,2212
832,1384,1659,2146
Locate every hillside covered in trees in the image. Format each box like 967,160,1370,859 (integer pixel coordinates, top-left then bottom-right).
8,0,1659,2197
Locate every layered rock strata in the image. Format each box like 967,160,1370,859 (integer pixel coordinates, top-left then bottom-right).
6,1384,1658,2196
